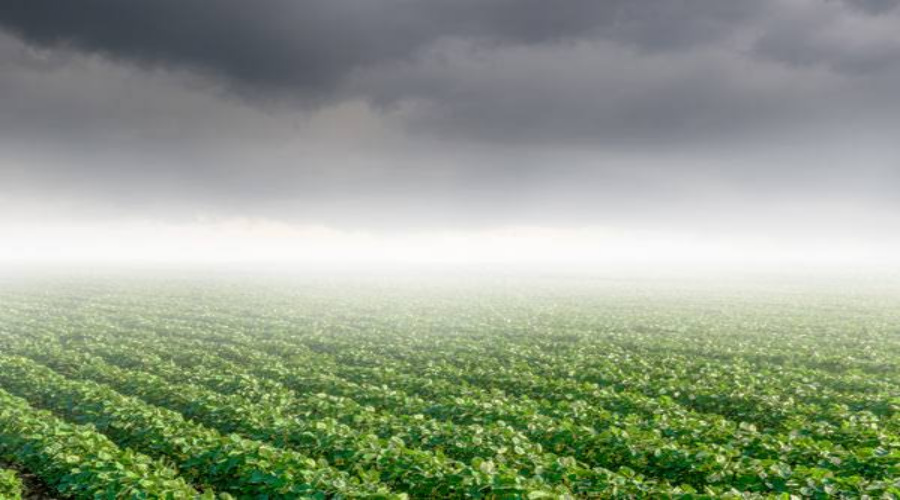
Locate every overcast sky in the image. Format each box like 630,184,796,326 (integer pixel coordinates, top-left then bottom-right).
2,1,900,263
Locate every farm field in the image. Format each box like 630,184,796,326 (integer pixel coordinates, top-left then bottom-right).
0,271,898,498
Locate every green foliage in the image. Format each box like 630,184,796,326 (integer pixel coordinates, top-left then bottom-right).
0,388,200,499
0,468,24,500
0,276,898,498
0,356,398,499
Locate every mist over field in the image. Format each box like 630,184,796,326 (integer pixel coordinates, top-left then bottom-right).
1,2,900,499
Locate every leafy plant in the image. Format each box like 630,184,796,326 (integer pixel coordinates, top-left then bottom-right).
0,388,201,499
0,468,24,500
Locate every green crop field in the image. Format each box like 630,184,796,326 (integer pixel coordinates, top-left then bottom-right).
0,272,897,499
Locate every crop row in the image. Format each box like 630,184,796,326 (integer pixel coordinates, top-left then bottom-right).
0,468,24,499
0,386,201,499
0,355,398,499
2,281,899,499
289,332,897,427
39,328,899,447
18,345,667,498
106,331,896,458
21,337,900,497
89,315,894,434
8,296,896,435
16,323,897,463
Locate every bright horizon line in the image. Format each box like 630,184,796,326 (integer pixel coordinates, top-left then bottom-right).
1,218,898,270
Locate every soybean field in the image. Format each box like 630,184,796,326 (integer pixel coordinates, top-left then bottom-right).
0,272,898,498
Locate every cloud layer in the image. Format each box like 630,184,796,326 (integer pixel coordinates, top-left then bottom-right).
1,0,900,238
0,1,752,99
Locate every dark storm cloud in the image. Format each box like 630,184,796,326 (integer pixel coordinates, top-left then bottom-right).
0,0,756,101
3,0,898,143
2,0,900,233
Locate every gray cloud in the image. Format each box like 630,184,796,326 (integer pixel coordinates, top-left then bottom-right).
1,1,900,236
4,0,897,143
0,0,612,101
753,0,900,74
843,0,900,15
0,0,761,101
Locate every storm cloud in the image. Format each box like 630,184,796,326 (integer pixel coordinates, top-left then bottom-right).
1,0,900,238
0,1,754,99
